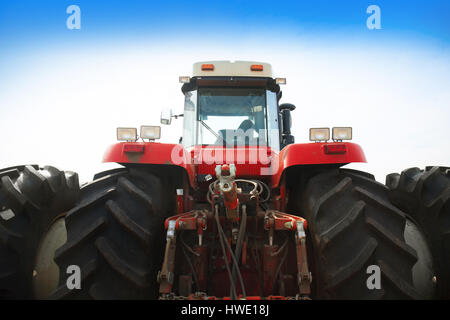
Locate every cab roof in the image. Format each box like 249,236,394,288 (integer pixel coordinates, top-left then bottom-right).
193,61,273,78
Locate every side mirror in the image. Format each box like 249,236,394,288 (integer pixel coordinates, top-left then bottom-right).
281,109,292,135
279,103,296,112
160,108,173,125
279,103,296,148
279,103,295,135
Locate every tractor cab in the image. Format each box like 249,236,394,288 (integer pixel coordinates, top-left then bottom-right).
163,61,293,151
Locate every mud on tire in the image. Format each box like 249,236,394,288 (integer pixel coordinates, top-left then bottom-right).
293,168,424,299
52,168,174,299
386,166,450,298
0,165,80,299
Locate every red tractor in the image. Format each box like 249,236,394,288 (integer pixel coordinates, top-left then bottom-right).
1,61,448,300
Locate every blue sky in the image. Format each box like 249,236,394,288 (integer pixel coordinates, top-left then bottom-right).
1,1,449,49
0,1,449,182
1,0,449,91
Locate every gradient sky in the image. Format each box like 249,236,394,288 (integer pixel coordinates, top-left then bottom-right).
0,0,449,183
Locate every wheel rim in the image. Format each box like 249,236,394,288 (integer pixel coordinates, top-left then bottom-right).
404,218,436,299
32,217,67,299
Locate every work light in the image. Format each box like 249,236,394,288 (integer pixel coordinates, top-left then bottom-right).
332,127,352,141
117,127,137,142
140,125,161,140
309,128,330,142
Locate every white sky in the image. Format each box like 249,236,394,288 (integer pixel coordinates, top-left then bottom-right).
0,38,449,184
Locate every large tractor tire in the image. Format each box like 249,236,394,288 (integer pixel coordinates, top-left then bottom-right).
0,165,80,299
386,166,450,299
52,167,174,299
293,168,435,299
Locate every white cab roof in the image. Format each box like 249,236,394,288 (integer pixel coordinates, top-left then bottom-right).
192,61,273,78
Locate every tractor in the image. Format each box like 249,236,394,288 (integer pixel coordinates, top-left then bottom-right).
0,61,448,300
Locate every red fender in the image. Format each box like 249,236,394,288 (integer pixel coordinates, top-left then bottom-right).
103,142,366,189
102,142,196,187
270,142,366,187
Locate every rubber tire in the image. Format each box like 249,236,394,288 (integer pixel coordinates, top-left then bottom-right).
294,168,422,299
0,165,80,299
52,167,173,299
386,166,450,299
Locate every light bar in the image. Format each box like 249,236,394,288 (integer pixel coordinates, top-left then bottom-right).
332,127,352,141
140,125,161,140
251,64,264,71
179,76,190,83
309,128,330,142
324,144,347,154
123,144,145,153
275,78,286,85
117,127,137,142
201,64,214,71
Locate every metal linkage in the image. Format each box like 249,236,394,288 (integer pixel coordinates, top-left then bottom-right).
215,164,239,220
157,210,208,294
295,220,312,297
263,210,311,298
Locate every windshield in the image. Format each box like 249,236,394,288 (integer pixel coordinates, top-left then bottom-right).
197,87,267,146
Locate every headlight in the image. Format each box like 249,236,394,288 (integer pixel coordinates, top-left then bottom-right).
332,127,352,141
140,125,161,140
309,128,330,142
117,127,137,141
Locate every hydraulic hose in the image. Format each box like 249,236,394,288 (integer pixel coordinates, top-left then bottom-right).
230,205,247,297
214,206,246,299
272,236,289,294
180,232,200,292
207,179,270,204
215,205,237,299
